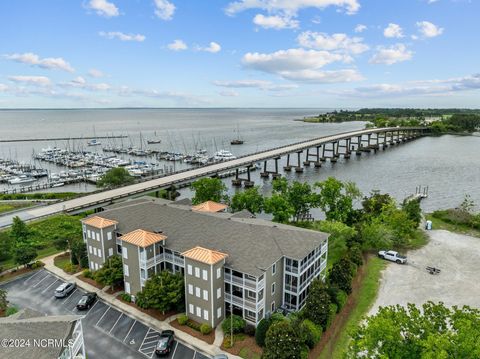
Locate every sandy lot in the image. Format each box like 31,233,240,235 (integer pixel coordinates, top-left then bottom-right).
370,229,480,314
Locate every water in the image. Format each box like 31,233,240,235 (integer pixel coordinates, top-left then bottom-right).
0,109,478,212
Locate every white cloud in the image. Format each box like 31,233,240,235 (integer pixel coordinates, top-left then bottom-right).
219,90,240,97
427,0,439,3
4,52,74,72
242,48,362,83
297,31,369,55
416,21,444,38
154,0,175,20
88,69,104,78
253,14,299,29
369,44,413,65
198,42,221,53
167,39,188,51
99,31,145,42
340,73,480,98
0,84,8,92
8,75,51,86
225,0,361,16
60,76,111,91
354,24,367,33
213,79,299,91
383,23,404,38
87,0,119,17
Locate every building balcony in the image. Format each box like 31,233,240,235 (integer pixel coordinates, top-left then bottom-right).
164,252,185,267
140,253,164,269
225,273,264,291
225,293,264,313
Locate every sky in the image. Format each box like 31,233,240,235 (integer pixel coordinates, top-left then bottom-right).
0,0,479,108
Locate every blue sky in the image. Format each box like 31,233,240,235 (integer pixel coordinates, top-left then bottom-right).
0,0,479,108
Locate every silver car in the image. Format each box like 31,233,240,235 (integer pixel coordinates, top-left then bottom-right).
54,282,76,298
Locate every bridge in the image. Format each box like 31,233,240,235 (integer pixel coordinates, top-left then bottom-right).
0,126,428,227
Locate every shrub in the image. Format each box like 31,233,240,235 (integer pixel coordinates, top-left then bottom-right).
326,303,338,328
347,244,363,267
255,318,271,347
335,290,348,312
6,306,18,316
120,293,132,302
200,323,213,335
244,323,256,336
187,320,201,331
178,314,188,325
30,260,44,269
301,319,322,349
222,314,246,335
329,257,355,294
223,336,234,349
63,262,75,273
83,269,93,279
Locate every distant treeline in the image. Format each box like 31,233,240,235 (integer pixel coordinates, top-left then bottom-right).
302,108,480,133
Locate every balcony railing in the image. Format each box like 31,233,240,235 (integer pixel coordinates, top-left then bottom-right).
225,293,264,312
285,264,299,274
224,273,264,291
140,253,164,268
70,326,84,358
164,252,185,267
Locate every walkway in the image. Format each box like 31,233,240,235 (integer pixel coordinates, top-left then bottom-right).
40,253,234,358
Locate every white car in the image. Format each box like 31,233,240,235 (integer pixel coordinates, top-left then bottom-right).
378,250,407,264
54,282,76,298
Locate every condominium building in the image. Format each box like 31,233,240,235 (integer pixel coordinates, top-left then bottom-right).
82,197,328,327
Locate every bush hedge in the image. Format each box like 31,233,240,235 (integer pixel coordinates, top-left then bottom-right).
301,319,322,349
200,323,213,335
83,269,93,279
178,314,188,325
222,314,246,335
120,293,132,302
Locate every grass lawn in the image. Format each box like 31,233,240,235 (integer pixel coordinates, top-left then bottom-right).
426,214,480,238
318,257,386,359
0,202,34,214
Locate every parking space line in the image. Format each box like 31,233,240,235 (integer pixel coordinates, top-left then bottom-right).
32,273,51,287
109,313,123,334
60,289,79,306
25,269,44,283
138,328,152,352
84,299,99,316
170,342,178,359
95,306,111,327
123,319,137,342
41,279,60,293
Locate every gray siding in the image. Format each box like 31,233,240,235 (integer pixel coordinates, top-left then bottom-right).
84,224,115,270
264,256,284,314
121,241,141,295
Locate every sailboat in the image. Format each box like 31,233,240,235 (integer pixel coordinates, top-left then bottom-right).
147,131,161,144
231,123,244,145
87,126,101,146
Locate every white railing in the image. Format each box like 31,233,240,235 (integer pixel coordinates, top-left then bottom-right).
225,293,264,313
140,253,164,268
320,259,327,272
71,329,84,358
225,273,264,291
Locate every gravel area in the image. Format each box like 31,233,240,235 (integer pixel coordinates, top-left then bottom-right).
370,229,480,314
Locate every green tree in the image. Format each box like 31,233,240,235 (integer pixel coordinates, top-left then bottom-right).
402,199,422,227
314,220,357,263
70,238,88,268
231,186,264,214
329,257,355,294
361,192,395,221
94,255,124,288
302,279,332,329
135,271,185,313
315,177,361,223
263,320,305,359
255,313,285,347
360,220,394,250
264,194,294,223
10,216,30,242
96,167,134,188
0,288,8,312
347,302,480,359
191,177,228,204
0,234,13,262
459,194,475,214
13,243,37,267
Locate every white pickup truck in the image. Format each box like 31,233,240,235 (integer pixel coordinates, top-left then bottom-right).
378,250,407,264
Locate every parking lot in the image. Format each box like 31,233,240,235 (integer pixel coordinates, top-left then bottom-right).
1,270,210,359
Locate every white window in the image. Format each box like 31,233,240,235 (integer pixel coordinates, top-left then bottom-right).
96,233,100,241
97,250,102,258
94,263,99,270
195,267,200,278
189,304,194,314
217,288,221,299
196,307,201,318
107,232,112,240
123,248,128,259
217,307,222,319
272,263,276,275
271,301,275,312
203,310,209,321
188,284,193,295
195,287,201,298
202,269,208,281
271,282,275,295
124,264,129,277
187,265,192,275
108,248,113,256
99,264,103,269
203,290,208,301
89,246,92,254
216,267,221,279
90,262,94,270
87,230,91,238
125,282,131,294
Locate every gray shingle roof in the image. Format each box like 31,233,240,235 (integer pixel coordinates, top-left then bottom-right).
0,310,81,359
95,200,328,277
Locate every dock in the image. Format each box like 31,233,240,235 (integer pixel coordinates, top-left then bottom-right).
0,135,128,143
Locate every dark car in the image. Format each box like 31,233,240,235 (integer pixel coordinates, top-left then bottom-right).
76,292,97,310
155,330,175,356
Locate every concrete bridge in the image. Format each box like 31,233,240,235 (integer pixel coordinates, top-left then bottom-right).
0,126,428,227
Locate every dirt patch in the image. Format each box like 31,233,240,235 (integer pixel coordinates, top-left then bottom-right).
308,254,370,359
77,275,104,289
370,230,480,313
222,334,263,358
117,295,176,321
170,318,215,345
105,284,124,295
